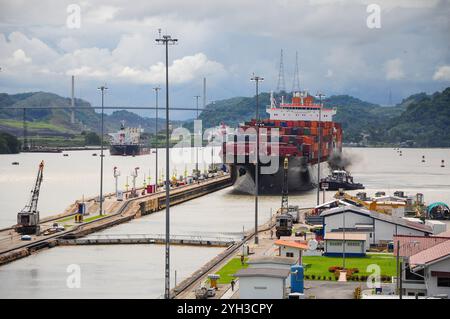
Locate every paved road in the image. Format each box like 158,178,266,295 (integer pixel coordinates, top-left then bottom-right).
304,280,362,299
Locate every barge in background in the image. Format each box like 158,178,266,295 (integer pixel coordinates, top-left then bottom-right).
109,121,150,156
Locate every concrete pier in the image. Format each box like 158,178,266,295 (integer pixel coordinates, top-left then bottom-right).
0,174,232,266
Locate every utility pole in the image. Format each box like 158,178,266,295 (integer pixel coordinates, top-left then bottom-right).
98,85,108,216
154,87,161,190
251,74,264,245
156,30,177,300
315,93,325,206
194,95,201,175
71,75,75,124
22,108,28,151
343,210,346,269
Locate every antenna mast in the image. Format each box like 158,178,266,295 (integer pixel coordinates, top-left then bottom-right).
276,49,286,92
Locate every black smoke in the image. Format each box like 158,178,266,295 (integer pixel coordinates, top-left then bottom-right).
328,152,353,171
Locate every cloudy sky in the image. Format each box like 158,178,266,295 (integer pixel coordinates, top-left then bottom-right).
0,0,449,119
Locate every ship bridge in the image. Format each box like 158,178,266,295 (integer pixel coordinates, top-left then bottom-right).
267,91,336,122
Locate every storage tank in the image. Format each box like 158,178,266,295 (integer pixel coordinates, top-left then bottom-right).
291,265,304,293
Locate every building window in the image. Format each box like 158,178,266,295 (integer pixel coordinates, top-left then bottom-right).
328,241,342,246
346,241,361,247
437,277,450,287
286,252,294,257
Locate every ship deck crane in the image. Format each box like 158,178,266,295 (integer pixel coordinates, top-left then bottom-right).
17,160,44,234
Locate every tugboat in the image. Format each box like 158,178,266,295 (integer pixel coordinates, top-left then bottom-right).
319,170,364,191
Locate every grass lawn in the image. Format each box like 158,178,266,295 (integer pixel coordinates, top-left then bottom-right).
303,253,396,279
82,214,106,223
215,257,248,284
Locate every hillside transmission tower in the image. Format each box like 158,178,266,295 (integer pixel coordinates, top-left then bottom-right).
292,51,300,92
276,49,286,92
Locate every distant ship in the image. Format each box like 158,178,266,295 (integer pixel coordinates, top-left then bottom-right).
221,91,343,194
108,121,150,156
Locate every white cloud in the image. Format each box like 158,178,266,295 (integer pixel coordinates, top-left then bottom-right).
385,58,404,80
0,31,226,85
433,65,450,81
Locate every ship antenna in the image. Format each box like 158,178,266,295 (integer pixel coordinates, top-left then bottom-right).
276,49,286,93
292,51,300,92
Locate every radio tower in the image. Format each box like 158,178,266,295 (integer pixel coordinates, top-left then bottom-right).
276,49,286,92
292,51,300,92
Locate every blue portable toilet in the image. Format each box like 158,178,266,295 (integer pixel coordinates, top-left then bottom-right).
291,265,304,293
77,202,86,215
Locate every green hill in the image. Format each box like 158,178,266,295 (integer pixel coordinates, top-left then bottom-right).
0,92,166,138
195,88,450,147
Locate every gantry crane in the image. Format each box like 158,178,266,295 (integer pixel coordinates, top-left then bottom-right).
17,161,44,234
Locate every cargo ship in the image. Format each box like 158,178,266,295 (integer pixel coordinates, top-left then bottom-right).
221,91,342,194
108,121,150,156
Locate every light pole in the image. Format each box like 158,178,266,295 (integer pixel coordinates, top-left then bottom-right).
396,240,419,299
194,95,201,176
154,87,160,190
315,92,325,206
98,85,108,216
251,74,263,245
156,31,177,300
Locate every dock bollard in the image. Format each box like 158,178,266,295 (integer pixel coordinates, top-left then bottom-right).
422,155,425,163
441,160,445,168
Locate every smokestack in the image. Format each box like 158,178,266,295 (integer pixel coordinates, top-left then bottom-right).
71,75,75,124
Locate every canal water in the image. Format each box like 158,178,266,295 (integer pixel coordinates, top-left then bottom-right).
0,147,449,298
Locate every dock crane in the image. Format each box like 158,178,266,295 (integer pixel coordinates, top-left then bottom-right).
17,161,44,234
275,157,293,238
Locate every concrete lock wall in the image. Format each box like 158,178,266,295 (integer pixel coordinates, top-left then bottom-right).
239,277,286,299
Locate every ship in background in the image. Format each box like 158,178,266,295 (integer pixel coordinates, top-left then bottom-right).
109,121,150,156
221,91,343,194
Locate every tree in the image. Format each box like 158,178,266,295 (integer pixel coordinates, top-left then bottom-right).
0,131,21,154
84,132,101,145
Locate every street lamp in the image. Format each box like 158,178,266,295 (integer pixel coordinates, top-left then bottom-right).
251,74,264,245
396,240,419,299
97,85,108,216
154,87,161,190
156,30,177,300
194,95,201,176
315,92,325,206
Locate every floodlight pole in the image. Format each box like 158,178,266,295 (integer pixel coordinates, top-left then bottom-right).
251,74,264,245
156,31,177,300
154,87,160,190
315,93,325,205
194,95,201,175
98,85,108,216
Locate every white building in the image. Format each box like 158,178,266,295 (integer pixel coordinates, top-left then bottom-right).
274,239,308,263
321,206,433,246
408,240,450,297
324,232,368,257
233,268,290,299
247,256,296,271
394,234,450,297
